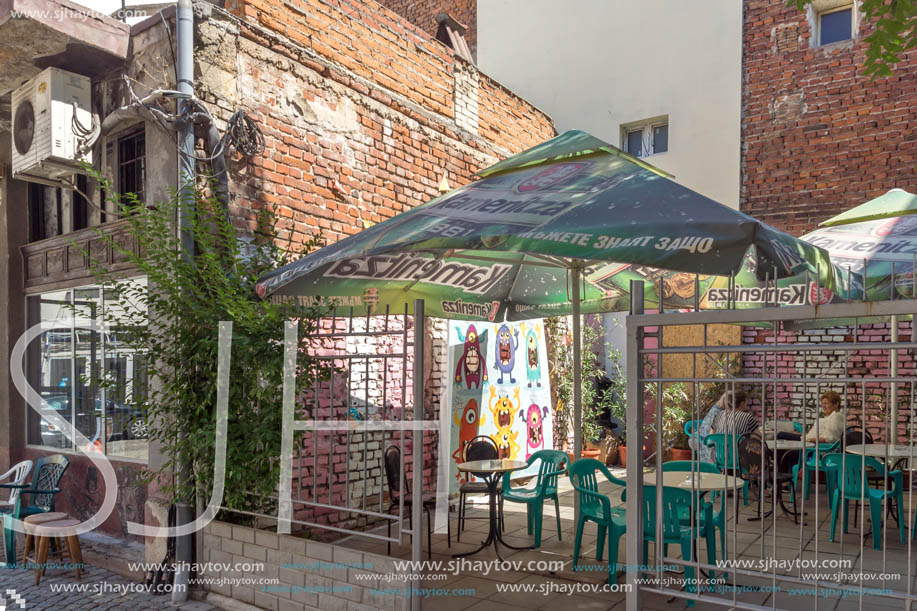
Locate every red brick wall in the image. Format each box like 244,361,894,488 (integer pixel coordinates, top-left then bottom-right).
210,0,552,245
742,1,917,235
192,0,552,534
376,0,477,58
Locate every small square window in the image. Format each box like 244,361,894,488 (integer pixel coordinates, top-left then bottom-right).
819,7,852,45
622,118,669,158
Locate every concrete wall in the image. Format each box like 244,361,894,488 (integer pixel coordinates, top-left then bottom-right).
476,0,743,208
202,521,410,611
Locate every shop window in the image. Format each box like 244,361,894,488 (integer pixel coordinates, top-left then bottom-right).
25,278,149,462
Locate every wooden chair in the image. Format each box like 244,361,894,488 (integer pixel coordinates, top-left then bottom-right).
23,514,82,585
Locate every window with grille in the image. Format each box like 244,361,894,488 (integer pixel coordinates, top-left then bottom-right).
118,128,145,207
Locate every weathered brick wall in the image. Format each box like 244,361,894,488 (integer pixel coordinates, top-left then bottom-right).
742,0,917,234
202,521,410,611
742,322,916,442
375,0,477,59
192,0,551,534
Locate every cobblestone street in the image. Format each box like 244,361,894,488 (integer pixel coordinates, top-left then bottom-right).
0,564,220,611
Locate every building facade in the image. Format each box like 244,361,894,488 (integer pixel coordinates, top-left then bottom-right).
0,0,553,570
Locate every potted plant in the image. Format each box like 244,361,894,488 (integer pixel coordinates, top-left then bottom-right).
552,317,625,462
659,383,692,461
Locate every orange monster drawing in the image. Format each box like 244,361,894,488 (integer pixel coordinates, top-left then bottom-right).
452,399,484,481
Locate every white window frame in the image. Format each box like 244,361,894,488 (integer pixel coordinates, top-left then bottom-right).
621,117,668,158
812,1,856,47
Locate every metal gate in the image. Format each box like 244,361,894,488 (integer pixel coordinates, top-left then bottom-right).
624,296,917,610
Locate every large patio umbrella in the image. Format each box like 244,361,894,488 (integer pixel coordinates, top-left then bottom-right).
256,129,838,461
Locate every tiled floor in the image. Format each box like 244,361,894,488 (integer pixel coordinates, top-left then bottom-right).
338,468,917,611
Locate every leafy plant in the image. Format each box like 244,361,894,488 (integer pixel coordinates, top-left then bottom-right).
552,317,626,447
79,174,330,520
656,383,691,450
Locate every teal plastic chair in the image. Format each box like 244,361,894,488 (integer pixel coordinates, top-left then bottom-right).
823,454,906,550
18,454,70,519
704,434,749,505
792,441,840,501
501,449,568,548
640,485,717,606
568,458,626,585
663,461,726,560
684,420,701,440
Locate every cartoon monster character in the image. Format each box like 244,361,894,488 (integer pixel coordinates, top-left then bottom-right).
455,325,487,389
488,386,521,459
493,323,519,384
493,426,520,461
451,399,484,481
521,403,549,459
520,322,542,388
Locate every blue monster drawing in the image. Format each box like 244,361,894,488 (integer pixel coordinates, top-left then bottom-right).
493,323,519,384
521,322,542,388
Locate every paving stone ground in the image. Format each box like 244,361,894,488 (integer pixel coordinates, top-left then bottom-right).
0,562,220,610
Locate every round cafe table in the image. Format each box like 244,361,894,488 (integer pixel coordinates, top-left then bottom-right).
454,459,530,560
846,443,917,471
643,471,742,492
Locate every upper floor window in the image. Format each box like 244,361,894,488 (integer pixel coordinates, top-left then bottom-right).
118,128,145,207
622,117,668,158
817,3,853,45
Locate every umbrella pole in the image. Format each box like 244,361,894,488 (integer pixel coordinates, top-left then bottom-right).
891,315,898,439
571,266,582,518
572,266,583,463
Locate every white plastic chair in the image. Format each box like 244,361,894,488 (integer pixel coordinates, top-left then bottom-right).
0,460,34,512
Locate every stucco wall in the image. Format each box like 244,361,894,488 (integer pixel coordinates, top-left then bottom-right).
476,0,742,209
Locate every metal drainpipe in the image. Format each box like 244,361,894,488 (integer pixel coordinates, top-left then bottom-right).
173,0,195,603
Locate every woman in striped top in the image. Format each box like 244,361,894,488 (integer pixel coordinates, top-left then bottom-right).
710,391,757,437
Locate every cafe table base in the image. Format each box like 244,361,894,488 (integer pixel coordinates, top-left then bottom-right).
452,473,533,561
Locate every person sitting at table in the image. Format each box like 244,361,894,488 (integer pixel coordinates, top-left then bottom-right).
690,391,743,463
804,390,845,443
710,391,756,438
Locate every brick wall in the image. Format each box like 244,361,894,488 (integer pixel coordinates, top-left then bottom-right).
202,521,410,611
375,0,477,59
742,0,917,234
742,322,916,441
191,0,551,534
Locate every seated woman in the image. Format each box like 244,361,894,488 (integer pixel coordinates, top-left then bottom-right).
710,390,756,438
804,390,845,443
690,391,744,463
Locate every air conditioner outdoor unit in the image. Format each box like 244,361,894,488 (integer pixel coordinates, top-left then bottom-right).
11,67,93,185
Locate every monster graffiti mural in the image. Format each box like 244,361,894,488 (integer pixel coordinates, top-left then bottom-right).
445,319,554,493
488,385,521,459
521,403,549,459
521,322,543,388
455,325,487,389
451,399,484,481
493,323,519,384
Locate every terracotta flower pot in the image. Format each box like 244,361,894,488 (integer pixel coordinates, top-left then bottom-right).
582,448,601,459
669,448,692,461
619,445,627,467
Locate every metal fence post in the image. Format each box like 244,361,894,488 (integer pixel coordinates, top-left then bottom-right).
626,280,644,611
412,299,424,611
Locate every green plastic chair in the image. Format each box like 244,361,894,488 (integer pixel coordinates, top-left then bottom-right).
792,441,840,500
823,453,906,550
501,449,568,548
567,458,626,585
662,461,726,560
704,434,749,505
640,485,717,606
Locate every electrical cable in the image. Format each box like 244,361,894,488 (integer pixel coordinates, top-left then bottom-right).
224,109,265,158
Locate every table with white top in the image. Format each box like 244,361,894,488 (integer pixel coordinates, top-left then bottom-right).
846,443,917,471
453,459,530,560
643,471,742,492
